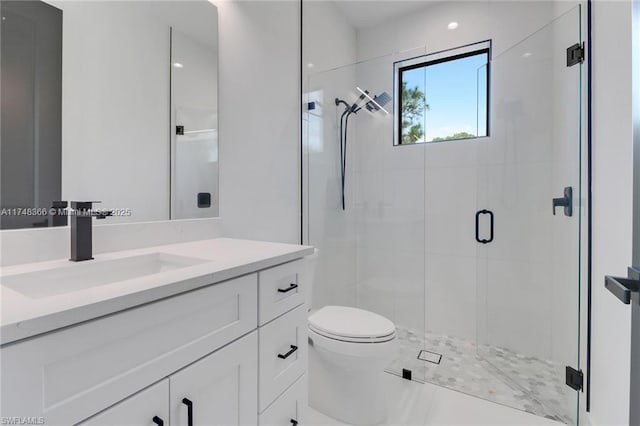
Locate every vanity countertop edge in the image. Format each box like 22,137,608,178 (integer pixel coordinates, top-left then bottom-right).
0,237,314,346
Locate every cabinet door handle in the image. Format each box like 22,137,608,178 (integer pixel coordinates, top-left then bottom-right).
182,398,193,426
278,345,298,359
152,416,164,426
290,420,298,426
278,283,298,293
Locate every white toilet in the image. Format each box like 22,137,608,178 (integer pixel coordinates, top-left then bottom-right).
304,252,398,425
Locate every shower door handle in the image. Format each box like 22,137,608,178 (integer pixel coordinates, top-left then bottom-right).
475,209,494,244
552,186,573,217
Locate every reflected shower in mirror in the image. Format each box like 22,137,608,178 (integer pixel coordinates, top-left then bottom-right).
171,27,219,219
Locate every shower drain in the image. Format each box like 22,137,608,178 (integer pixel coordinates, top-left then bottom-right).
418,350,442,365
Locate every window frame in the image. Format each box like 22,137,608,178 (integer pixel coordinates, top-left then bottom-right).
393,40,492,146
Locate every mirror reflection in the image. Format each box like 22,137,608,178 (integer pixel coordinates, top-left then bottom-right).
0,0,218,229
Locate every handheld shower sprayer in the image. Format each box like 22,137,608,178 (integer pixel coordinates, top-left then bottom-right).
335,89,391,210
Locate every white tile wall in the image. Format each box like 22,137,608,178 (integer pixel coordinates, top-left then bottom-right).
303,1,358,309
215,0,301,244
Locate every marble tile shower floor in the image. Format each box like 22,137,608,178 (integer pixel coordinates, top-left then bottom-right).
387,328,573,425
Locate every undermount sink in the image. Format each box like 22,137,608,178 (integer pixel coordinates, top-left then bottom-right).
1,253,209,299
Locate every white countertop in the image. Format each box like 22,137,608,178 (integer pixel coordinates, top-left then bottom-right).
0,238,314,346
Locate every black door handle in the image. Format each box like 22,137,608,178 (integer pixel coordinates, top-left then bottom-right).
152,416,164,426
552,186,573,216
278,345,298,359
475,210,494,244
278,283,299,293
182,398,193,426
605,267,640,304
290,420,299,426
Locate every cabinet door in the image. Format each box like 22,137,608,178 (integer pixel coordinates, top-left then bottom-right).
78,380,168,426
170,331,258,426
259,375,306,426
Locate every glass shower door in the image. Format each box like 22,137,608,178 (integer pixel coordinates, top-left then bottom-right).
304,49,428,383
476,5,583,424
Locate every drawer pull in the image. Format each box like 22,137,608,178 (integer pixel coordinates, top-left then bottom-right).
277,283,298,293
277,345,298,359
152,416,164,426
182,398,193,426
290,420,298,426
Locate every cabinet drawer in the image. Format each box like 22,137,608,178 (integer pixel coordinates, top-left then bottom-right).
1,274,258,426
259,374,307,426
79,380,169,426
259,304,307,412
258,259,306,325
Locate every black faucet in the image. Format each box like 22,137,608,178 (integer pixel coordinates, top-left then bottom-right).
69,201,113,261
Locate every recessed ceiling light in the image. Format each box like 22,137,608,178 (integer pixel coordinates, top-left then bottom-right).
172,62,184,68
447,22,458,30
522,52,532,58
307,63,314,69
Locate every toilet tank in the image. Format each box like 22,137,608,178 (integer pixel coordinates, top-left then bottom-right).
301,248,318,311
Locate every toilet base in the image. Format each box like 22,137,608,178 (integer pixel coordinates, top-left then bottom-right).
308,336,394,425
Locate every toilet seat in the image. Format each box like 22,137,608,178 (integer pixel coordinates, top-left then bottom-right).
308,306,396,343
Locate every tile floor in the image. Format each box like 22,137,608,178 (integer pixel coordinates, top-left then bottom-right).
387,328,573,424
305,373,564,426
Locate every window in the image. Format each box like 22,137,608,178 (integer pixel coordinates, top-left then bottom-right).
394,41,490,145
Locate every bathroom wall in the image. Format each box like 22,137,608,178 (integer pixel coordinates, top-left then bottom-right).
588,1,634,425
215,0,301,244
302,1,358,309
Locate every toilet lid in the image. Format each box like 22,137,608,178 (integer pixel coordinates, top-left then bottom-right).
308,306,396,342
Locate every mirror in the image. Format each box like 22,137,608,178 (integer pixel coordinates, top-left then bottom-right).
0,0,218,230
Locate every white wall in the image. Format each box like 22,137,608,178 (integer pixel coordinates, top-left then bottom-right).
303,1,358,309
215,0,301,244
588,1,634,425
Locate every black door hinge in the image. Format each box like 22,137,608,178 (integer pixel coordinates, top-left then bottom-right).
176,125,184,135
566,366,584,391
567,43,584,67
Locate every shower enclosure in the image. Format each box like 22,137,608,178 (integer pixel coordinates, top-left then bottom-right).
303,3,585,425
304,47,430,383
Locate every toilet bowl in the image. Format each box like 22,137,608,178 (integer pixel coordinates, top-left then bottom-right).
303,251,398,424
307,305,397,425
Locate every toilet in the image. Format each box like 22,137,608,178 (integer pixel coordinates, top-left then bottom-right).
304,252,398,425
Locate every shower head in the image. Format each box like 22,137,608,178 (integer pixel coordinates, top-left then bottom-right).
365,92,391,113
355,87,390,115
336,89,391,116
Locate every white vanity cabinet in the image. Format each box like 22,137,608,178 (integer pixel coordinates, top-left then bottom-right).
79,380,170,426
80,332,258,426
257,261,309,424
0,253,311,426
